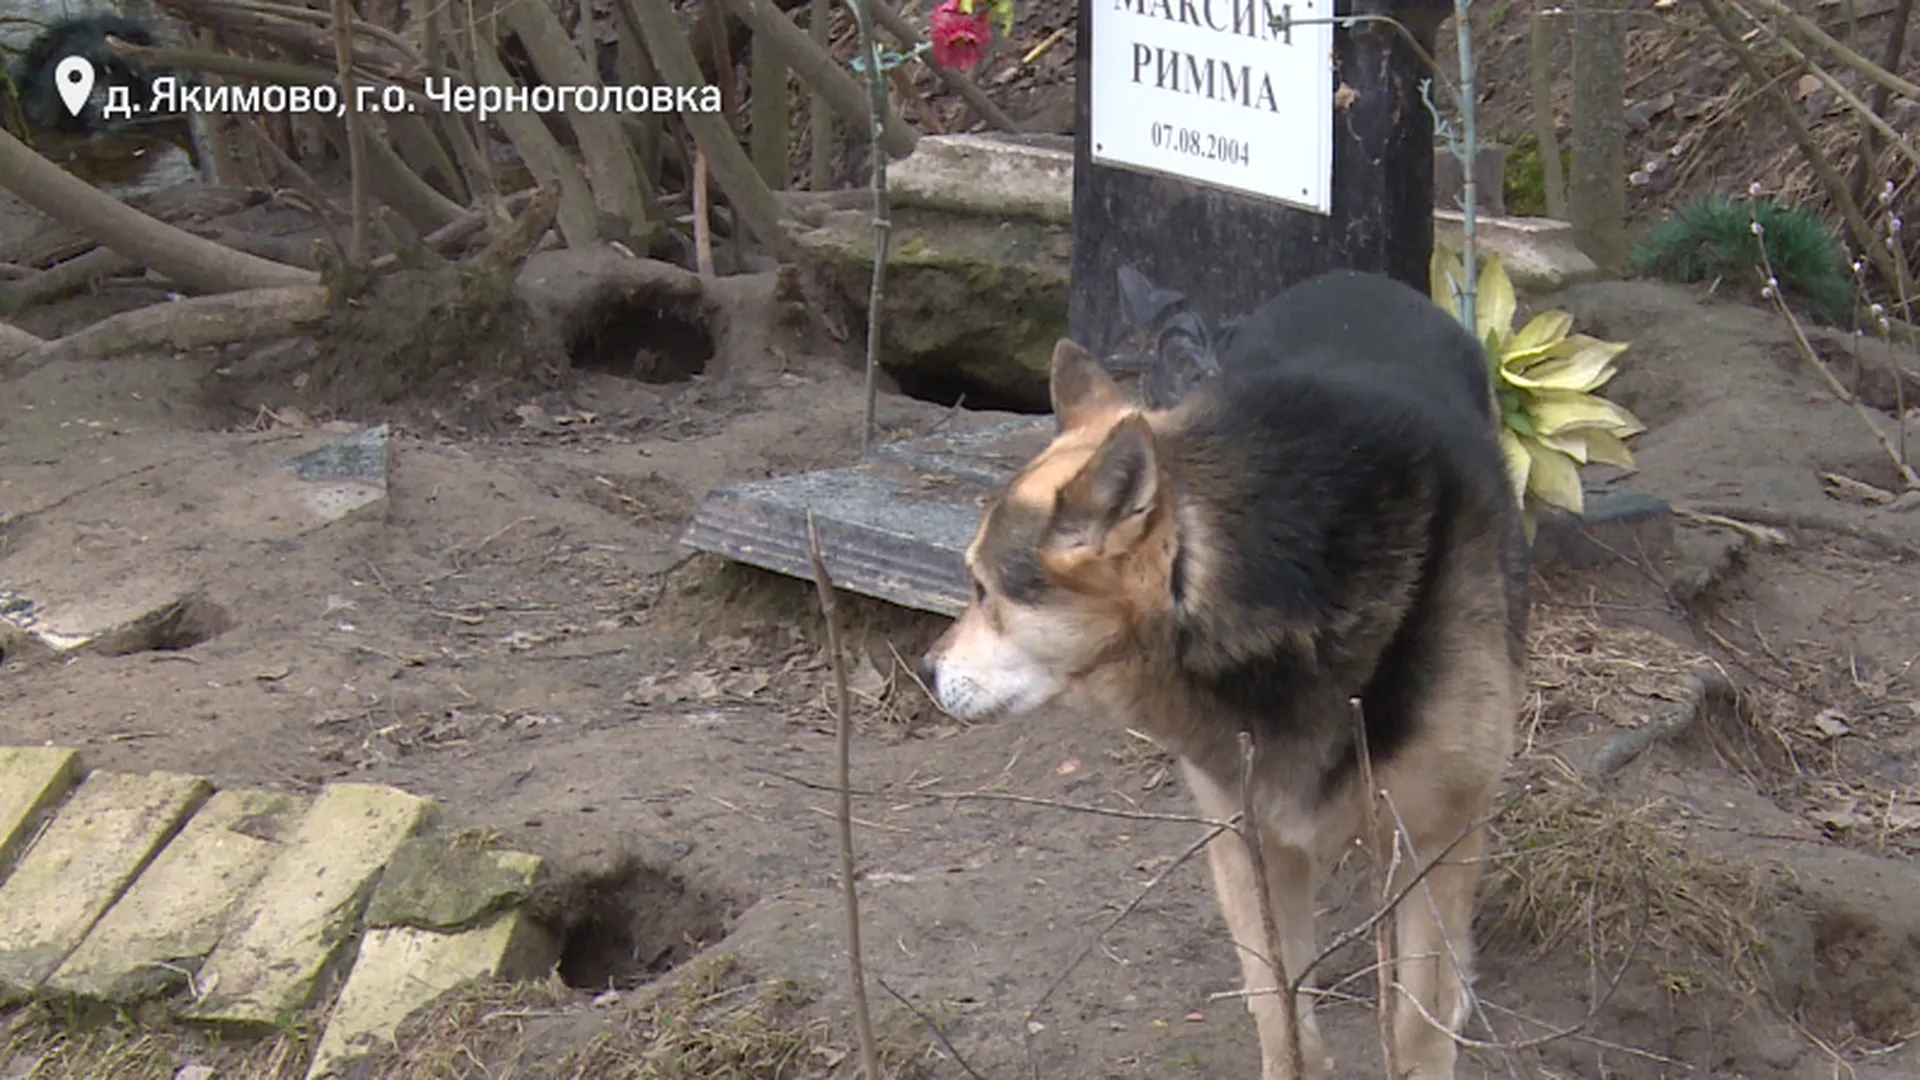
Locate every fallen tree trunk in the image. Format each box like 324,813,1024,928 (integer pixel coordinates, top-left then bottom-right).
0,127,318,294
717,0,917,160
6,286,329,376
624,0,795,259
2,184,270,269
0,248,137,315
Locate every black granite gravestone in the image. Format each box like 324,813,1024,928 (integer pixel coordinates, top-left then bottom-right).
1072,0,1455,361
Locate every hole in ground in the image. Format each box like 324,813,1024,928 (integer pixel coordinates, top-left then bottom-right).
92,592,232,657
567,300,715,384
892,359,1050,415
536,856,734,992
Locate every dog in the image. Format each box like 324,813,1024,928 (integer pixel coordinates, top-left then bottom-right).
919,269,1527,1079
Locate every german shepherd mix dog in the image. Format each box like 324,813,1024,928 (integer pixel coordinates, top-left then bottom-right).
920,270,1527,1079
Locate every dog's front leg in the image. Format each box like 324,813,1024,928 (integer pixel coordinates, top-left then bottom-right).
1184,762,1324,1080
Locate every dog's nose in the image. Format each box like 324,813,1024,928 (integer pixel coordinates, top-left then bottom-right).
915,654,937,692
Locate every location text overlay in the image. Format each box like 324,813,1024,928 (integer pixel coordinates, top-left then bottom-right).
77,62,719,126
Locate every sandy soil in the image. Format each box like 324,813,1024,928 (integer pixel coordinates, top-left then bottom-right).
4,253,1920,1079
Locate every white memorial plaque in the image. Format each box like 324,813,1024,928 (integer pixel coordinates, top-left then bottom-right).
1089,0,1335,214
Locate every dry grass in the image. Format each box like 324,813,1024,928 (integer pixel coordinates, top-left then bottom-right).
1524,606,1727,747
3,952,936,1080
1481,776,1782,998
352,951,935,1080
1479,605,1786,1000
0,1001,311,1080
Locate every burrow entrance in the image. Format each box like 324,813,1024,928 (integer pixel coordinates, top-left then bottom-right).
564,300,715,384
92,592,233,657
533,857,735,992
889,354,1050,415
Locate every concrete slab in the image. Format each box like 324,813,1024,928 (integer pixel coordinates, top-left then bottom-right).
0,770,211,998
684,422,1675,614
681,462,991,618
278,424,389,525
48,788,312,1003
363,836,544,933
304,910,558,1080
1435,211,1602,291
0,747,81,875
890,133,1073,224
191,783,435,1028
0,581,206,655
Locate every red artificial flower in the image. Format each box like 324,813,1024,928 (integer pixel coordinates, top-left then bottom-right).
929,0,992,71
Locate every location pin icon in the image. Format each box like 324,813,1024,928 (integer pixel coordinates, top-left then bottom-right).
54,56,97,118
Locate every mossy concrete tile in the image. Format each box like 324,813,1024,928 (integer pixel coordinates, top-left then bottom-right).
0,747,82,875
363,836,544,933
0,770,211,998
48,788,312,1002
305,910,558,1080
190,783,436,1027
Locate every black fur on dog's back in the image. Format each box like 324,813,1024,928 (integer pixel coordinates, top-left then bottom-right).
1154,270,1526,801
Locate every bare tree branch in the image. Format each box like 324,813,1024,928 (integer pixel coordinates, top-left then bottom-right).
805,511,883,1080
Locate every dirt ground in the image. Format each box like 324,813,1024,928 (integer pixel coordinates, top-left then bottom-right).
6,225,1920,1080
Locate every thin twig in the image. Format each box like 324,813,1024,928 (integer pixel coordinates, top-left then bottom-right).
693,150,716,279
1752,215,1920,488
1453,0,1481,335
1701,0,1903,289
1237,730,1307,1080
747,767,1237,827
1021,819,1237,1039
328,0,368,266
805,510,882,1080
849,0,891,451
873,973,988,1080
1289,788,1530,995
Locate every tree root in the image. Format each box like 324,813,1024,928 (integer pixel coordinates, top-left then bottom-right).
1589,667,1740,779
0,126,315,294
3,286,329,377
1680,502,1920,560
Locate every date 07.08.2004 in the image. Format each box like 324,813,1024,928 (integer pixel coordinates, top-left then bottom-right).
1148,122,1250,166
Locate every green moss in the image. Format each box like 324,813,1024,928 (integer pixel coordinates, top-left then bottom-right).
1503,133,1568,219
795,208,1069,406
1628,194,1856,325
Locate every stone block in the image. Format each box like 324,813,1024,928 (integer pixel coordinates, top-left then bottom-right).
795,206,1069,410
191,783,435,1027
278,424,389,526
363,836,545,933
304,910,558,1080
889,133,1073,224
0,770,211,998
0,747,81,875
48,788,311,1002
0,582,213,655
1435,211,1602,292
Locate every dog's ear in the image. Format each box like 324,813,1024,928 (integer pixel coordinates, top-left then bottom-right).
1050,339,1125,432
1041,413,1161,569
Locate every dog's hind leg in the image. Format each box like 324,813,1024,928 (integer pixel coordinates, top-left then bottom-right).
1183,761,1325,1080
1382,805,1488,1080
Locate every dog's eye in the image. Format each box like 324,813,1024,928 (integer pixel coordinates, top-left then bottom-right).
972,578,987,604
